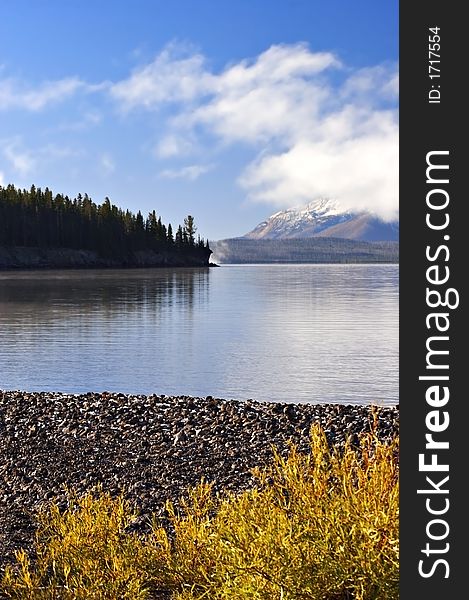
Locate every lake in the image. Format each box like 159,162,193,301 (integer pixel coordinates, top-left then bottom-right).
0,264,398,405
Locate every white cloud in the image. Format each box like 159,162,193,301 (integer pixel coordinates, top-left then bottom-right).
217,44,340,88
382,73,399,98
1,139,81,178
239,129,398,221
0,171,4,186
110,44,213,110
113,43,339,145
179,77,329,146
155,134,195,158
100,153,116,175
341,65,399,102
182,44,339,145
0,77,92,111
112,42,398,220
158,163,214,181
3,142,36,176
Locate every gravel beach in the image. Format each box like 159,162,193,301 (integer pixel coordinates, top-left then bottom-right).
0,390,399,569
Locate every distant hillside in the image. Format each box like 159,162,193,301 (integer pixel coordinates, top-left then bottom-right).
210,237,399,264
313,214,399,241
244,198,399,242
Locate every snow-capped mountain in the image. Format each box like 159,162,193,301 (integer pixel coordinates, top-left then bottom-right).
244,198,399,242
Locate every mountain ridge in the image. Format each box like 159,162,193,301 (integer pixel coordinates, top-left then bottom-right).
244,198,399,242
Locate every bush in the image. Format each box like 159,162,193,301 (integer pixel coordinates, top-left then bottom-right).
1,425,399,599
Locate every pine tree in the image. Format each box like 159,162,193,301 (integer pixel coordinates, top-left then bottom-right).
167,223,174,244
183,215,196,246
175,225,183,247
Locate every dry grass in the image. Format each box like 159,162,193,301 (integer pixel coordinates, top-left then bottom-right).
1,425,399,599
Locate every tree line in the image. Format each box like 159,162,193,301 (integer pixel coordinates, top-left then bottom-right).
210,237,399,264
0,184,210,259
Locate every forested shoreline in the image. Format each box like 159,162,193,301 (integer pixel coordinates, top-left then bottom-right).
0,184,212,268
210,236,399,264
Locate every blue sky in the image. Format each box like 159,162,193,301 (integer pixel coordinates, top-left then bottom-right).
0,0,398,240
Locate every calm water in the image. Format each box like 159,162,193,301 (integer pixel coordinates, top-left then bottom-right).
0,264,398,405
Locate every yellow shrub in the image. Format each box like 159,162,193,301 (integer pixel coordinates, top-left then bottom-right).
1,425,399,600
1,488,163,599
163,425,399,600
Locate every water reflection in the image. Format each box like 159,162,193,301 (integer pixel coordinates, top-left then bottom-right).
0,268,210,315
0,265,398,404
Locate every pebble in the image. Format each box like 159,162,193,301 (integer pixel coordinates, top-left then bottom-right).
0,390,398,569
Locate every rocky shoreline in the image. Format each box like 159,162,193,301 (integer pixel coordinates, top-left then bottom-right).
0,390,398,569
0,246,211,270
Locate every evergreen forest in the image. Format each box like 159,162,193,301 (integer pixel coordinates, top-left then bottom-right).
0,184,210,263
